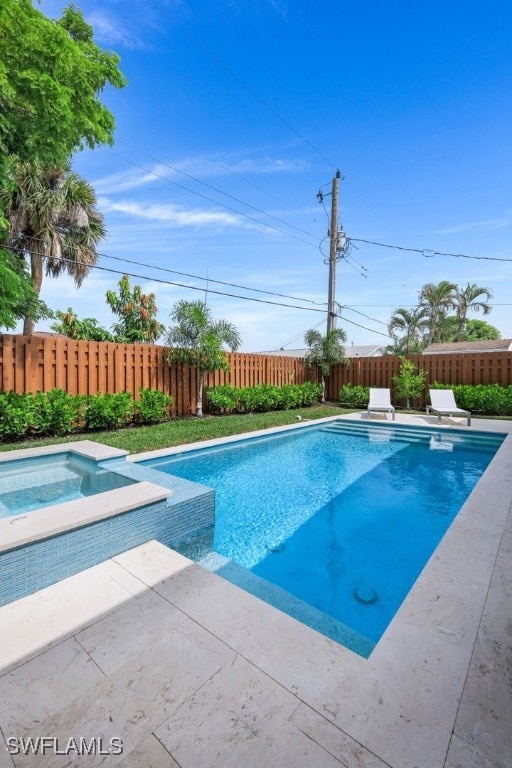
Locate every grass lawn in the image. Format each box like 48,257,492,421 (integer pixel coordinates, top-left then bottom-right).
0,404,353,455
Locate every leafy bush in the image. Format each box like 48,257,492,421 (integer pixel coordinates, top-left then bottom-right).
298,381,323,406
338,383,369,406
135,387,173,424
0,392,34,440
430,382,512,416
84,392,135,430
31,388,83,435
206,385,240,414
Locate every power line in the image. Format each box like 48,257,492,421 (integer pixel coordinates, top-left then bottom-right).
4,244,328,315
335,313,392,339
11,233,326,307
338,305,389,327
104,152,319,248
117,142,296,210
179,29,336,169
6,244,394,340
271,318,325,351
350,237,512,263
105,148,319,241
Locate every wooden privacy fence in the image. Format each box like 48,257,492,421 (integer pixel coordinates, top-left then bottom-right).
1,335,511,416
0,335,309,418
326,352,512,407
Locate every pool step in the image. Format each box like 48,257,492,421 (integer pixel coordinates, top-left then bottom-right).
321,422,503,450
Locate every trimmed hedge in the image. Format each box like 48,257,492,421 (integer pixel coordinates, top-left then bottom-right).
0,387,173,442
430,382,512,416
206,382,323,414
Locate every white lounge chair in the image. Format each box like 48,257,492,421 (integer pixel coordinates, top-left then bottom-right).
366,388,395,421
427,389,471,426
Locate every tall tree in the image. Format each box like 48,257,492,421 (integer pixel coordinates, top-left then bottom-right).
1,161,106,335
419,280,457,345
304,328,347,402
387,307,428,354
166,301,241,417
0,1,126,172
106,276,165,343
0,1,125,326
454,283,493,339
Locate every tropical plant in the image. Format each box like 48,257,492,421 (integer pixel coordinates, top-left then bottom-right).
387,307,428,354
105,275,165,343
51,307,115,341
304,328,347,402
392,357,427,409
418,280,457,345
453,283,493,339
166,300,242,417
1,161,106,335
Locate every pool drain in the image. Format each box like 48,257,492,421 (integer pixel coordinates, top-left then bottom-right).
353,585,378,605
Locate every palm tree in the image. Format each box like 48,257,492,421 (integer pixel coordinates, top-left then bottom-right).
1,161,106,335
387,307,428,354
166,300,242,417
304,328,347,402
454,283,493,340
418,281,457,345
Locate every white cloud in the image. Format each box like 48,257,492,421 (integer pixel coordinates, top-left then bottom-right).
87,11,146,49
98,198,248,228
93,169,162,196
435,215,511,234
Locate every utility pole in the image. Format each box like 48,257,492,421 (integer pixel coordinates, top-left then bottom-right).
326,169,341,334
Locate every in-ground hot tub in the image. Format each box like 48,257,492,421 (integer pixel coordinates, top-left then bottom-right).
0,441,214,606
0,451,137,517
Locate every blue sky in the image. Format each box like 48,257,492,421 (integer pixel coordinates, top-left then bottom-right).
31,0,512,350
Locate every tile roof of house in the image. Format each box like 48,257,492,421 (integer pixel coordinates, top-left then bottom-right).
423,340,512,354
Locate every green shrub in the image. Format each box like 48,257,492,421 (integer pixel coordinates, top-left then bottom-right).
31,388,82,435
206,385,240,414
338,383,369,406
84,392,134,430
135,388,173,424
430,382,512,416
0,392,34,440
297,381,323,406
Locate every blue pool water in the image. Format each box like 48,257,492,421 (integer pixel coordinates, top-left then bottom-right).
142,421,504,656
0,453,136,517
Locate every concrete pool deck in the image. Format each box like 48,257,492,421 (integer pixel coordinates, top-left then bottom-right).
0,414,511,767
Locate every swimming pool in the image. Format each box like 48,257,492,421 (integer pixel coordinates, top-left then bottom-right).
141,420,505,657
